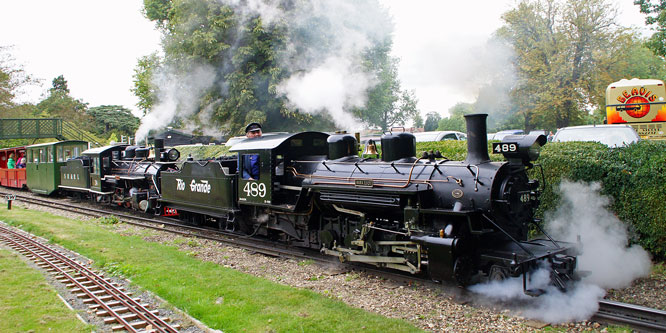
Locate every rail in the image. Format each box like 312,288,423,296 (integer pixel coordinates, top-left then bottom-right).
4,191,665,331
0,225,180,332
593,299,666,331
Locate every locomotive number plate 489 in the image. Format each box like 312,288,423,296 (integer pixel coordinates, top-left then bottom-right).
492,142,518,154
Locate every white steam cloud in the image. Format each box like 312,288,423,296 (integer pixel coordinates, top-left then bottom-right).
135,63,216,142
546,181,652,288
278,56,373,131
470,181,651,324
135,0,392,140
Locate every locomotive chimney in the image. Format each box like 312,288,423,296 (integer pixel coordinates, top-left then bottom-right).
464,113,491,164
154,138,164,162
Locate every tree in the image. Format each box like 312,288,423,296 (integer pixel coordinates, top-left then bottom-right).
424,112,441,131
636,0,666,57
412,112,424,129
438,103,474,132
497,0,625,130
137,0,402,135
353,40,419,131
0,46,38,116
132,53,162,115
86,105,140,137
37,75,90,123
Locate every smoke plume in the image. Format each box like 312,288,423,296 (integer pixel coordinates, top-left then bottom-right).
136,0,393,140
470,180,651,324
135,63,216,142
546,181,652,288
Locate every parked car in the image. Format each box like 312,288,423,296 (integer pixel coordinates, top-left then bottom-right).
412,131,467,142
491,129,524,141
551,124,640,148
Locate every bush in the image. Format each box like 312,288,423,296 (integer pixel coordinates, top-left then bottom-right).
535,141,666,258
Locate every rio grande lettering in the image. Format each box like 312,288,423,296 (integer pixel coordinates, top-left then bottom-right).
175,178,211,194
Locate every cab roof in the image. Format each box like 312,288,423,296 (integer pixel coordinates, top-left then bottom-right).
26,140,88,148
83,144,129,155
229,132,329,152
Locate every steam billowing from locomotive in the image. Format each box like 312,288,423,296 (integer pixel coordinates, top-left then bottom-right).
470,181,651,323
135,0,394,141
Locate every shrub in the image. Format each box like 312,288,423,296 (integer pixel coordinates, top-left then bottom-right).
535,141,666,258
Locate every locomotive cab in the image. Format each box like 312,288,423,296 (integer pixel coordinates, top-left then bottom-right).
80,145,129,194
229,132,329,209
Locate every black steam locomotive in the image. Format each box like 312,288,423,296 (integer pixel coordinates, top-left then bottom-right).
55,114,578,294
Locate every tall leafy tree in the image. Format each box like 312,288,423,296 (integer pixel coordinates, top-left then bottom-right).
412,112,424,129
353,40,418,131
438,103,474,132
132,53,162,115
138,0,408,135
497,0,625,130
0,46,38,117
86,105,140,137
423,112,441,131
636,0,666,57
37,75,90,123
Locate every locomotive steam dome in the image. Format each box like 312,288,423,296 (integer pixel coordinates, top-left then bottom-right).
380,132,416,161
327,133,358,160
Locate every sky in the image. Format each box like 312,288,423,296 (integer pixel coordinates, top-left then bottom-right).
0,0,651,120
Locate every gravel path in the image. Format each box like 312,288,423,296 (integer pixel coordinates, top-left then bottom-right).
3,190,664,332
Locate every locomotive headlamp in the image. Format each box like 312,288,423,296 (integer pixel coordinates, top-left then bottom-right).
166,148,180,161
493,133,547,165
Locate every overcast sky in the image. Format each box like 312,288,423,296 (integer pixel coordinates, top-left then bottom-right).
0,0,650,119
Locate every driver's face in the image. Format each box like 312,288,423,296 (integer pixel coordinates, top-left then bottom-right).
246,130,262,138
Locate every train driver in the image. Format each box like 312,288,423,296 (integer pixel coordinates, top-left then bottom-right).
242,122,262,180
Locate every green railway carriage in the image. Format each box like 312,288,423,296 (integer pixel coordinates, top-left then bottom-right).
26,141,88,195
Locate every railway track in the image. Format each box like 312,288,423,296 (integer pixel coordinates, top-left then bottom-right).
4,191,666,331
2,192,327,263
594,300,666,332
0,224,180,332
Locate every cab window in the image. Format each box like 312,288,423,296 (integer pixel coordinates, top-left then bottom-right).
57,147,63,162
242,154,260,180
48,148,54,162
39,149,46,163
91,157,99,174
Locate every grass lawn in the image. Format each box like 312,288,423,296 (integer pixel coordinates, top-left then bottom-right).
0,248,92,332
0,206,421,332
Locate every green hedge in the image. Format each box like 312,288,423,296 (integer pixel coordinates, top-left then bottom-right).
175,144,231,160
535,141,666,259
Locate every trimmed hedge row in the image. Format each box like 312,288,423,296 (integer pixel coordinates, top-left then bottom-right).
535,140,666,259
174,140,666,258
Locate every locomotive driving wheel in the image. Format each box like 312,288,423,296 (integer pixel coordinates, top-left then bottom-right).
453,256,473,286
488,265,510,281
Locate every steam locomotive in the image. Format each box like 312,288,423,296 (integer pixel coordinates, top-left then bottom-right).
26,114,578,294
